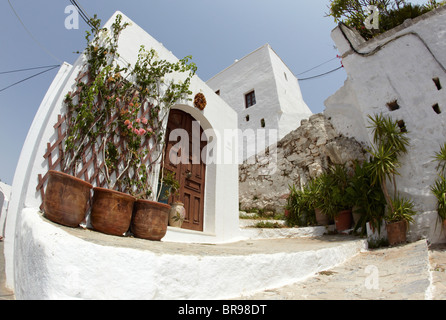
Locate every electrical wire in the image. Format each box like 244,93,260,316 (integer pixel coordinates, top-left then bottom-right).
7,0,63,64
296,57,338,76
0,65,60,93
0,65,61,75
70,0,97,30
298,66,344,81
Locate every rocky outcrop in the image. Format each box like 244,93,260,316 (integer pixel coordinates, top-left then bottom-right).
239,113,366,213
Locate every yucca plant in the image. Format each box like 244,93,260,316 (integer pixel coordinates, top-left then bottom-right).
386,196,416,224
367,113,410,213
431,175,446,223
434,142,446,176
347,160,386,235
431,143,446,225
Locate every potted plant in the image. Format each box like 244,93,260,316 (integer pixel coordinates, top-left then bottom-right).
43,170,93,228
285,182,317,227
346,160,386,236
431,142,446,230
314,164,353,231
161,171,186,228
385,196,415,245
366,113,411,241
61,15,196,238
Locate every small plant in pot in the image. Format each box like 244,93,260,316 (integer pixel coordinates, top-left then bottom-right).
161,171,186,228
385,196,415,245
285,182,317,227
314,164,353,231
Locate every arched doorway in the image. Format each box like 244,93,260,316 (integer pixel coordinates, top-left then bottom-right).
163,109,207,231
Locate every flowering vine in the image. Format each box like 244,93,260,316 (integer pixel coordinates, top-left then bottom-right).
61,14,197,199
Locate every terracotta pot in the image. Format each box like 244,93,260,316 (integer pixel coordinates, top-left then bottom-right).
334,209,352,231
90,187,136,236
131,199,170,241
169,202,186,228
386,220,407,245
43,170,92,227
315,208,330,226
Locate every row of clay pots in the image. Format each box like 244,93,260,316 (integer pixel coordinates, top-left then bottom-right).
43,170,171,241
315,207,411,246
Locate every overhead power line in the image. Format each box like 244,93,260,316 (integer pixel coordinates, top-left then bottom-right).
298,66,344,81
0,65,61,75
7,0,63,64
70,0,97,30
296,57,338,76
0,65,60,93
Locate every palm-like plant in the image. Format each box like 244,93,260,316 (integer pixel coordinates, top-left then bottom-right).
431,175,446,223
431,143,446,225
366,113,410,213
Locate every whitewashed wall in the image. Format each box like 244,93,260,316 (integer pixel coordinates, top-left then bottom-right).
325,6,446,243
207,44,312,160
5,11,240,298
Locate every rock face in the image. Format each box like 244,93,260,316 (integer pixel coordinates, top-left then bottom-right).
239,113,366,213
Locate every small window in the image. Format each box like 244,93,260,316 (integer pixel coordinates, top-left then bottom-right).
433,78,442,90
433,103,441,114
215,90,220,96
387,100,400,111
397,120,407,133
245,90,256,108
246,115,250,122
260,118,266,128
284,72,288,81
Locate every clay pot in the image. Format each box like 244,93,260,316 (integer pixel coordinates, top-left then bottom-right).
43,170,92,227
169,202,186,228
386,220,407,245
315,208,330,226
131,199,170,241
90,187,135,236
334,209,352,232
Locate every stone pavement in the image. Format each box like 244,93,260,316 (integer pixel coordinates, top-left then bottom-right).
238,239,446,300
1,232,445,300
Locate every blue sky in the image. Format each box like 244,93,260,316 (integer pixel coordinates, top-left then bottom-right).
0,0,427,184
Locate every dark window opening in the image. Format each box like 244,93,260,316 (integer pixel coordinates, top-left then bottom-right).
387,100,400,111
284,72,288,81
246,115,250,122
397,120,407,133
433,103,441,114
433,78,442,90
245,91,256,108
260,118,266,128
215,90,220,96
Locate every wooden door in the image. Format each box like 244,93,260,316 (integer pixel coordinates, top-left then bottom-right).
163,110,206,231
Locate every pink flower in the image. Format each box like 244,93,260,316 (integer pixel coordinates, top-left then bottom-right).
147,128,153,133
135,118,141,123
129,102,134,107
141,117,148,125
139,128,147,135
124,120,131,126
133,128,139,135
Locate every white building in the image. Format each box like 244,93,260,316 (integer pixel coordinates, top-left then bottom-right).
4,11,241,298
207,44,312,160
325,5,446,243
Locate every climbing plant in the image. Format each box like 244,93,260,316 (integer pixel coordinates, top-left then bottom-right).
61,14,197,199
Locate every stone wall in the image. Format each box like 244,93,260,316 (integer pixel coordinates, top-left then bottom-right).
239,113,366,213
